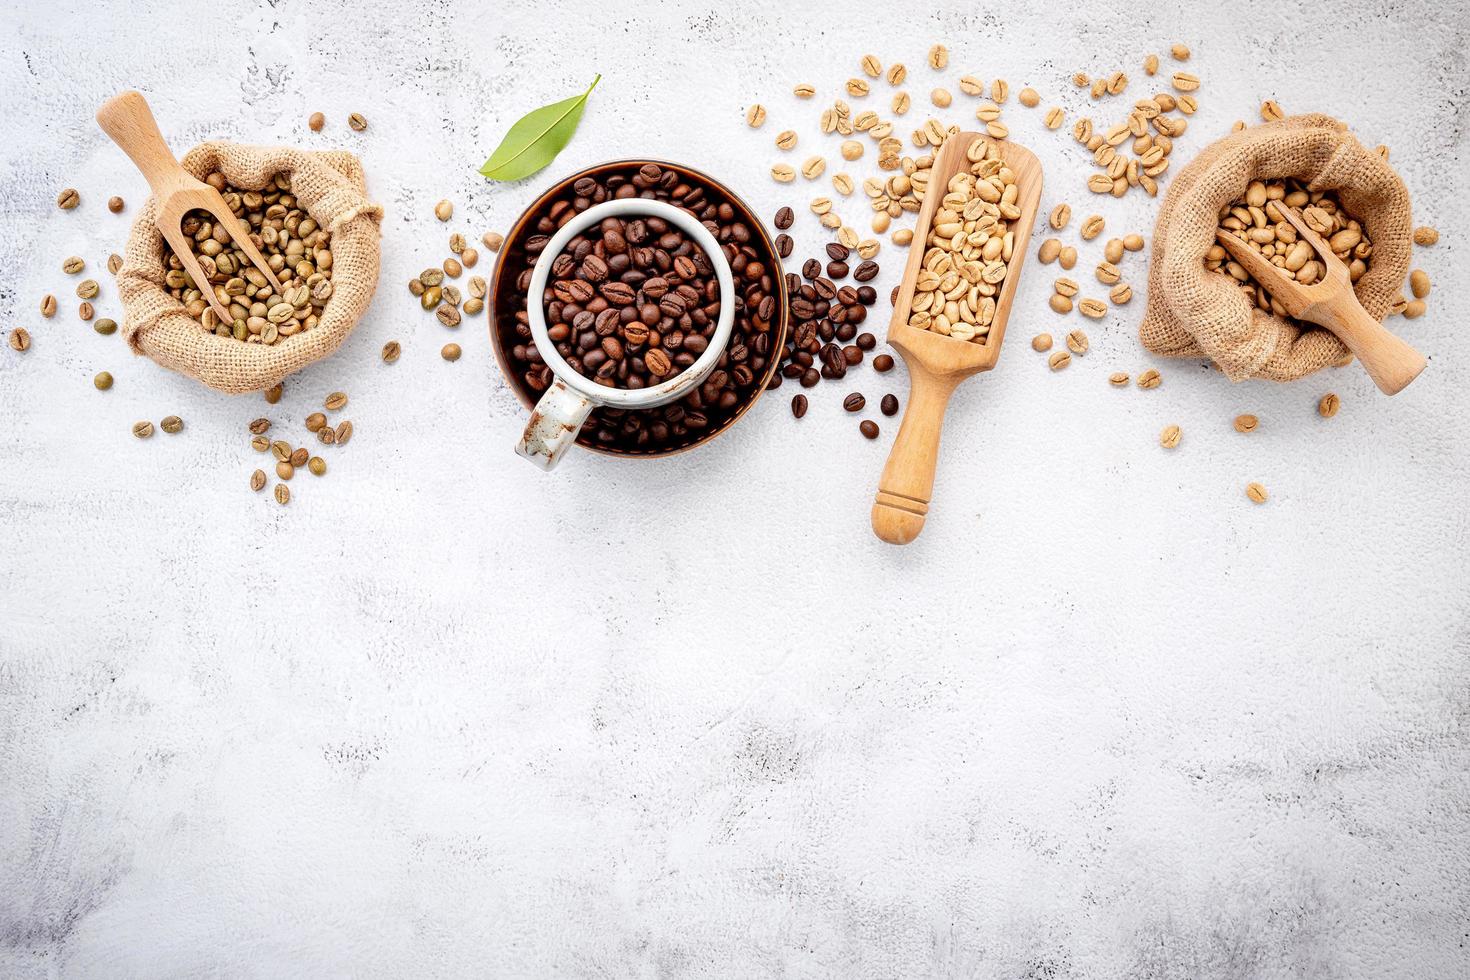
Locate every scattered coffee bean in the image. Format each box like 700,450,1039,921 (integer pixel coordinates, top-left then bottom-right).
873,353,894,372
108,196,125,213
251,469,267,492
78,301,94,322
94,371,113,390
348,112,367,132
1318,392,1340,418
324,391,348,411
1160,424,1181,449
775,233,793,258
860,419,880,439
791,393,808,418
63,256,85,275
309,111,325,132
289,447,309,467
774,206,794,229
264,383,283,405
76,279,99,300
57,188,80,210
1246,482,1268,505
107,254,123,275
435,199,453,221
1233,414,1259,433
8,328,31,352
308,456,327,476
382,340,401,363
275,483,291,505
161,415,183,434
276,461,295,480
442,343,461,361
334,420,353,445
881,393,898,416
249,417,272,435
132,420,154,439
843,392,866,412
483,231,505,252
305,412,327,432
93,318,117,336
41,294,56,318
251,435,270,452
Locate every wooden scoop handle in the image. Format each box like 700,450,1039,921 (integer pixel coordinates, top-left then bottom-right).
1309,290,1426,396
96,91,192,198
871,367,959,545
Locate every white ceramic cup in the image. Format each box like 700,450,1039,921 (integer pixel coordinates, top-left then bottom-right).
515,199,736,470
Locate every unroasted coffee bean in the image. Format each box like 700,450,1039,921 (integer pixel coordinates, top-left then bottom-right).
880,393,898,416
382,341,401,363
161,415,184,434
873,353,894,372
334,420,353,444
251,469,267,492
844,392,866,412
859,419,879,440
132,420,154,439
791,393,808,418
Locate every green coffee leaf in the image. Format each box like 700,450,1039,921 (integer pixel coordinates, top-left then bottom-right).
479,75,601,182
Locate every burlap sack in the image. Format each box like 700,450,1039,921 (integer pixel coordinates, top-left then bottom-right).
1140,114,1412,382
118,143,382,394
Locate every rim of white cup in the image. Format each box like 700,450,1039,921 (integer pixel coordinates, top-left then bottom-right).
525,199,736,408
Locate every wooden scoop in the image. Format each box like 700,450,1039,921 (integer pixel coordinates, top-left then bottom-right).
96,91,283,324
871,132,1043,545
1214,206,1425,395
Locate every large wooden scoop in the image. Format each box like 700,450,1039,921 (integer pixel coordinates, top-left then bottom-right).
1214,205,1425,395
96,90,284,325
871,132,1043,545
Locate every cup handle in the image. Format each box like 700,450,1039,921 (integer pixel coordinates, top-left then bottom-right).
516,379,595,470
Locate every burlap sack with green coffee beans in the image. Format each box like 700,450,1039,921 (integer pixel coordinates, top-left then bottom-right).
118,143,382,394
1141,114,1412,381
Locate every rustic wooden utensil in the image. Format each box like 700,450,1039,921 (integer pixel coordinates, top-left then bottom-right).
95,90,284,325
871,133,1043,546
1214,207,1425,395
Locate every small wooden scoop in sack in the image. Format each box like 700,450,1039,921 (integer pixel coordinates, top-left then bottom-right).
96,90,284,325
1215,205,1425,395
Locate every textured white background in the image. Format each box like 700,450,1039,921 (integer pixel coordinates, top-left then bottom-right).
2,0,1468,976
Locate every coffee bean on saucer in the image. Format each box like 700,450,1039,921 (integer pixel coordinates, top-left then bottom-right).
774,206,794,230
854,260,880,282
860,420,880,439
827,260,849,279
791,393,808,418
881,393,899,416
826,243,850,261
856,332,876,350
874,353,895,372
843,392,866,412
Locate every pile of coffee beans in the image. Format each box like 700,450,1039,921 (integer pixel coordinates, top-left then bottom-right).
766,208,901,439
544,216,721,390
500,163,779,452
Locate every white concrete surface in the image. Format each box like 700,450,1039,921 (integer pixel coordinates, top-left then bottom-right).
2,0,1468,976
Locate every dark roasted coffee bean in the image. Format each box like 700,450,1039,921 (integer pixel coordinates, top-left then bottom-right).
775,233,793,258
836,322,857,343
843,392,866,412
843,345,862,365
853,260,880,282
860,419,879,440
791,393,808,418
890,285,900,304
801,258,822,280
836,286,859,306
873,353,895,372
812,277,836,300
827,260,849,279
856,332,877,350
881,394,899,416
826,242,850,261
800,367,819,387
774,206,794,230
790,297,816,320
857,286,877,305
